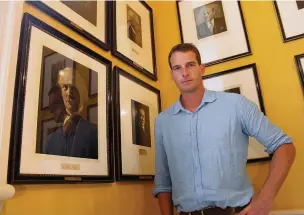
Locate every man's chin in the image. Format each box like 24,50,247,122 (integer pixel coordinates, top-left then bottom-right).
181,87,197,94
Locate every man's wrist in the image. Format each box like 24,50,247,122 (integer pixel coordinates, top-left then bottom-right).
258,187,276,203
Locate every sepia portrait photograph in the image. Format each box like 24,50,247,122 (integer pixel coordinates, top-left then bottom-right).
113,1,157,80
37,46,99,160
126,4,143,47
114,67,161,180
296,0,304,10
61,0,97,26
131,99,151,147
194,1,227,40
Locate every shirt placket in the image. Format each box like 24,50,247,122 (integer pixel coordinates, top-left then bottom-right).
191,112,202,199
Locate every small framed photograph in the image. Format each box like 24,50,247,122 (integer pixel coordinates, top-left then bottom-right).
114,66,161,181
8,13,114,184
131,100,152,147
295,53,304,91
89,70,98,97
112,1,157,81
202,64,271,163
28,0,111,50
87,103,98,125
274,1,304,42
39,118,62,154
177,1,251,66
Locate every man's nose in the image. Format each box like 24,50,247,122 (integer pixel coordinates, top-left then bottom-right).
182,67,190,77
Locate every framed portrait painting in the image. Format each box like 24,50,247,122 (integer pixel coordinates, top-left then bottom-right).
112,1,157,81
8,13,114,184
177,1,251,66
295,53,304,91
202,64,271,163
28,0,111,50
114,66,161,181
274,1,304,42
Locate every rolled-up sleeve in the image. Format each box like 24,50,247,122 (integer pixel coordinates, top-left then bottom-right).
152,116,172,198
239,96,292,154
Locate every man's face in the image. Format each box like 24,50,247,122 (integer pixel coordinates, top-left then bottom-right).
206,7,215,22
138,108,145,129
170,51,205,94
49,91,66,123
60,84,80,113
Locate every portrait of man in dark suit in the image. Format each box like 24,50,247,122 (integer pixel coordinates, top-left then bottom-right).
127,4,143,47
131,100,151,147
43,67,98,159
194,1,227,40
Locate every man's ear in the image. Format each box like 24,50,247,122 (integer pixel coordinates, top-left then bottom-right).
200,64,205,76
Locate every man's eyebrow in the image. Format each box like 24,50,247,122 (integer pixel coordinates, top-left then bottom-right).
186,61,197,64
172,61,197,68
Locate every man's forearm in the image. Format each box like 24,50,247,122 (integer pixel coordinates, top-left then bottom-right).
259,143,296,200
158,192,174,215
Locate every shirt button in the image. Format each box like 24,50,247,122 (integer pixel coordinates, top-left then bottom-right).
196,165,199,168
192,114,195,118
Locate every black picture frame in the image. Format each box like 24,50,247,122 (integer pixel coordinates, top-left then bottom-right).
112,1,158,81
295,53,304,92
8,13,114,184
176,1,251,67
28,1,112,51
202,64,271,163
274,1,304,43
113,66,161,181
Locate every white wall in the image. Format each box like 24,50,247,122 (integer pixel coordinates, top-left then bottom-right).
0,1,24,212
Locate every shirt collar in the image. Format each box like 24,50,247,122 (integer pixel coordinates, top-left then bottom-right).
172,89,217,115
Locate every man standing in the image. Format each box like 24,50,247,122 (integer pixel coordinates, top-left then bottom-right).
152,43,295,215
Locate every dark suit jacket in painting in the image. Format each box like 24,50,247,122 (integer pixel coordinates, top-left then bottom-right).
196,17,227,39
135,125,151,147
196,22,212,39
213,17,227,35
44,118,98,159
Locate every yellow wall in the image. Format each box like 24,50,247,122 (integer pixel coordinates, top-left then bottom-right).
3,1,304,215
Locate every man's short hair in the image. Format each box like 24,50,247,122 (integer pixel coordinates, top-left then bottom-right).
168,43,202,69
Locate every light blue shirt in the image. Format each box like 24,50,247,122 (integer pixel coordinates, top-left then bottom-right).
152,89,292,213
